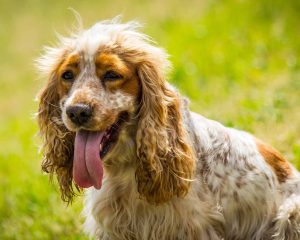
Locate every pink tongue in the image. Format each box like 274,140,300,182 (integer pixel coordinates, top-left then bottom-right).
73,130,104,189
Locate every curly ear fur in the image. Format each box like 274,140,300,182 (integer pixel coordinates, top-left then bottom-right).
37,53,76,203
135,53,195,204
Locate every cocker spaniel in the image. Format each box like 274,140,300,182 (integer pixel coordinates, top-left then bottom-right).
37,19,300,240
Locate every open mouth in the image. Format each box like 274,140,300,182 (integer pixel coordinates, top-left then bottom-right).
72,112,128,189
99,113,127,159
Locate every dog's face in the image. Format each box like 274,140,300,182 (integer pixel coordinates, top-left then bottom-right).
59,52,139,132
57,50,140,189
48,31,146,188
37,21,195,204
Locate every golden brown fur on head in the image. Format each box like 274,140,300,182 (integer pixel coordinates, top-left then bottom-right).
135,53,195,204
36,19,195,204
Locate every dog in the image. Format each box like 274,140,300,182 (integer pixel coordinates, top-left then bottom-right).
36,19,300,239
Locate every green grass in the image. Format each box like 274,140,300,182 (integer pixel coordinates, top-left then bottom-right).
0,0,300,239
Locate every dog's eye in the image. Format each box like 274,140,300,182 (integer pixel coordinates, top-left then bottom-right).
103,70,122,81
61,71,74,81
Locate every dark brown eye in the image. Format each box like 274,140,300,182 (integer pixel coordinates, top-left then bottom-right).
61,71,74,81
103,70,122,81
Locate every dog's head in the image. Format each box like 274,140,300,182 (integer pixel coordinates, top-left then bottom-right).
37,20,195,204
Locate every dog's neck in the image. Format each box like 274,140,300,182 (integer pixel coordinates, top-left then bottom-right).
102,114,138,175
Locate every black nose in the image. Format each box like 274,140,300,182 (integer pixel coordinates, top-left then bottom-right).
66,104,92,125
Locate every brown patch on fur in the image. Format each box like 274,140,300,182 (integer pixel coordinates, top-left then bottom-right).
57,54,80,76
95,53,139,96
57,54,80,95
255,138,292,182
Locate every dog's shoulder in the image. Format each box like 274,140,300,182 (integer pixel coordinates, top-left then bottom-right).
189,110,293,183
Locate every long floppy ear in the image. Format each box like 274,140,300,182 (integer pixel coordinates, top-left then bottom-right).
135,52,195,204
36,49,76,203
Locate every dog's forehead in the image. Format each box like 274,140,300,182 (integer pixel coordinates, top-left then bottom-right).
73,24,121,60
75,38,104,60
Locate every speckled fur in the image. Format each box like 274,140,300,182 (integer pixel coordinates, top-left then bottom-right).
37,19,300,240
82,107,300,240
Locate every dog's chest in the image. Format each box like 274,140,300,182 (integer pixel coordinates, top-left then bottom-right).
84,176,223,240
83,181,168,239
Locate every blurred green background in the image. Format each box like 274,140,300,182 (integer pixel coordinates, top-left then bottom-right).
0,0,300,239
